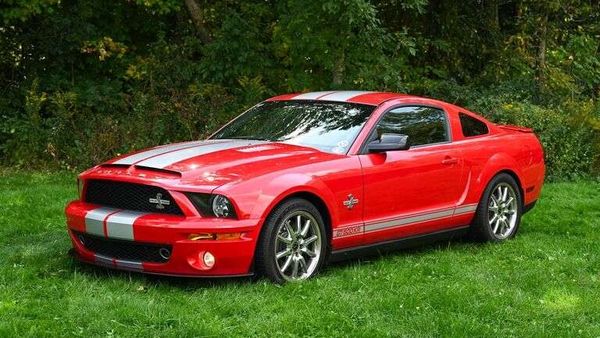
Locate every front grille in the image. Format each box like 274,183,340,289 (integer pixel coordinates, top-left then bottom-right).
85,179,183,215
76,232,171,263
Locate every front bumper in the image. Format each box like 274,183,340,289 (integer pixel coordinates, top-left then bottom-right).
65,201,262,277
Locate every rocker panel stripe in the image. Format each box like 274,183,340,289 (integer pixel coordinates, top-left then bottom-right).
332,203,479,238
364,208,455,233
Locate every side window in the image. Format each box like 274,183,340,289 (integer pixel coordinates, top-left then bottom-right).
374,106,449,146
459,113,488,137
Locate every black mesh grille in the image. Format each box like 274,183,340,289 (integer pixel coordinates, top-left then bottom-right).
84,179,183,215
76,232,171,263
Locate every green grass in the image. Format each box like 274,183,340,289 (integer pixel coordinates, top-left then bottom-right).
1,172,599,337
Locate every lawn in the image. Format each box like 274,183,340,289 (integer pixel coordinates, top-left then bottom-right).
0,172,599,337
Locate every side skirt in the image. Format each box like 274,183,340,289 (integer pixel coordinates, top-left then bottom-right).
328,226,470,263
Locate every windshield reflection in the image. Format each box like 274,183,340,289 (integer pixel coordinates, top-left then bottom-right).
212,101,375,154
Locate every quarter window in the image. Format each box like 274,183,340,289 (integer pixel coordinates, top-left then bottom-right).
373,106,449,146
459,113,488,137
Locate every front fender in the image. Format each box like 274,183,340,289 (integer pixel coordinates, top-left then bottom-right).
215,173,339,227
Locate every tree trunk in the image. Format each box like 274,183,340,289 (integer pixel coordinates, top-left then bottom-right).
332,50,345,86
535,13,548,95
184,0,212,44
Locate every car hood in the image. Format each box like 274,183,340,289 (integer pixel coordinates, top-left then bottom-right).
86,139,343,188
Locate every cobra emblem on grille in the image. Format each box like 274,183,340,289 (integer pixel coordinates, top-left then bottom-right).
149,193,171,209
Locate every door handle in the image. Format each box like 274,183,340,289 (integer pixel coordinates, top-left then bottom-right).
441,156,458,165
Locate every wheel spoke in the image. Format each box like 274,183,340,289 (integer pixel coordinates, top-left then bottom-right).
301,247,317,258
492,219,501,234
303,235,318,246
285,221,296,240
276,248,292,259
501,219,510,233
296,215,302,233
300,219,311,237
298,255,307,273
277,234,292,244
291,258,299,278
489,205,498,213
502,187,508,202
281,255,293,272
490,195,499,207
505,196,514,206
489,214,498,225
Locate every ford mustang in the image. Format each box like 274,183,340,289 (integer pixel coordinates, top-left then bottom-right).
65,91,545,283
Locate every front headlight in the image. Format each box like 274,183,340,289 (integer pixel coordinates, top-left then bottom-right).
186,193,237,219
211,195,233,218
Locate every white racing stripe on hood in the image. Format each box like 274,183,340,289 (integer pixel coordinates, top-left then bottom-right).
112,140,215,165
134,140,267,169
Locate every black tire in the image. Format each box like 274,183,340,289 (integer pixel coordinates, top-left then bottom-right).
470,173,523,242
255,198,327,284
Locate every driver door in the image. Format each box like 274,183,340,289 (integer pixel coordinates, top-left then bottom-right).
359,106,466,245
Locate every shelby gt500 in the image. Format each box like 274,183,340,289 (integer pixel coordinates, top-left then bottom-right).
65,91,545,283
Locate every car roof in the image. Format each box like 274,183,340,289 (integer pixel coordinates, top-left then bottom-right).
266,91,414,106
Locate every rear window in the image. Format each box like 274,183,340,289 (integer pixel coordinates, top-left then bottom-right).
459,113,488,137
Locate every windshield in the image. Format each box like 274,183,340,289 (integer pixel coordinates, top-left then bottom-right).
211,100,375,154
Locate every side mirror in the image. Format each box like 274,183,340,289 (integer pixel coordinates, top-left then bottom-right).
368,133,410,153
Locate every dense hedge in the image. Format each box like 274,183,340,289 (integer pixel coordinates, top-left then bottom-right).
1,1,598,180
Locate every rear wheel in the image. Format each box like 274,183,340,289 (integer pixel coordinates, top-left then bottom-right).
471,173,522,242
255,198,327,283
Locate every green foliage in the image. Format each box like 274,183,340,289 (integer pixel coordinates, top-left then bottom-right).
0,0,599,180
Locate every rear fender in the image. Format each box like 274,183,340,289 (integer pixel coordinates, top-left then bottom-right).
472,153,525,205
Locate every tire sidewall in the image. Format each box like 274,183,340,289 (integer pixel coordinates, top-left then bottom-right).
256,198,328,283
475,173,523,242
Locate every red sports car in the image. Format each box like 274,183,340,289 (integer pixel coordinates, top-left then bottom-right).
65,91,545,283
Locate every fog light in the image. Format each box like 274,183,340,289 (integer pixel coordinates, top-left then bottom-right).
203,251,215,268
158,247,171,260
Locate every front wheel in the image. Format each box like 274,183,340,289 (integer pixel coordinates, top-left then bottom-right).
470,173,522,242
255,198,327,283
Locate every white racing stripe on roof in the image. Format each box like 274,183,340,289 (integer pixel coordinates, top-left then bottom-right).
135,140,267,169
291,91,337,100
317,91,373,102
112,140,210,165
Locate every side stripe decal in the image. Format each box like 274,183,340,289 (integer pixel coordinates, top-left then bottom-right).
454,204,478,215
332,204,479,239
364,208,454,233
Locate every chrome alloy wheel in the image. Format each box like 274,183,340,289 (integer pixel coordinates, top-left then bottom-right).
488,183,518,239
274,211,322,281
